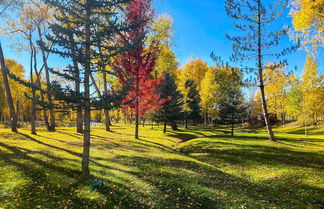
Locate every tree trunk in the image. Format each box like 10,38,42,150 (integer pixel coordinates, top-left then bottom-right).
29,46,36,135
74,66,83,134
171,122,178,131
102,70,111,132
37,26,55,131
185,119,188,129
0,42,18,132
105,110,111,132
135,101,139,139
163,122,167,133
76,106,83,133
67,28,83,134
257,0,275,141
135,66,139,139
231,109,235,136
32,43,51,131
204,112,207,128
82,1,91,179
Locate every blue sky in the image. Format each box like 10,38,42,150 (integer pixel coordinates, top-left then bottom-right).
153,0,323,75
1,0,323,76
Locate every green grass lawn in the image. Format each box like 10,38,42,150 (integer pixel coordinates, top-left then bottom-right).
0,123,323,209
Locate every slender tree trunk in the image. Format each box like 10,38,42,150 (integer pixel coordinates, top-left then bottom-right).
36,69,50,131
231,109,235,136
204,112,207,128
0,42,18,132
73,63,83,134
102,71,111,132
32,44,51,131
163,122,167,133
76,107,83,133
135,69,139,139
74,68,83,133
37,26,55,131
104,110,110,131
135,100,139,139
185,119,188,129
257,0,275,141
67,29,83,133
82,1,91,179
29,46,36,135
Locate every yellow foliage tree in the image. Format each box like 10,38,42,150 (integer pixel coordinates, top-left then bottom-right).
290,0,324,51
178,58,209,91
300,55,323,126
263,64,290,123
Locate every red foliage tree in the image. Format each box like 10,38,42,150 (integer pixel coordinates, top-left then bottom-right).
114,0,165,139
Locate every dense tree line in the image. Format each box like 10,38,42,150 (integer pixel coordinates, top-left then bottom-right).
0,0,322,179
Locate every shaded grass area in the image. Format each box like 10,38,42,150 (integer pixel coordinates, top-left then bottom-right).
0,123,323,208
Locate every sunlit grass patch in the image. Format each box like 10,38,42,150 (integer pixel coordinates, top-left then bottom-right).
0,123,323,208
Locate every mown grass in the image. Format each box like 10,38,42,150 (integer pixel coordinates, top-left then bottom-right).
0,123,323,209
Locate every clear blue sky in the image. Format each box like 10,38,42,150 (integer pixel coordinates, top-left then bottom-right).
1,0,323,76
153,0,323,75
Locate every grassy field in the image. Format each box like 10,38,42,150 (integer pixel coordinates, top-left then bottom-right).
0,123,323,209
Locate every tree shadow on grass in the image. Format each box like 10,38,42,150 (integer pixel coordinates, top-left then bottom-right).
0,141,151,209
178,140,324,170
102,154,323,209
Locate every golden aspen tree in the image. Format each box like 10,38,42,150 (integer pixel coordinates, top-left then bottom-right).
300,55,323,128
200,67,220,127
263,64,290,123
290,0,324,51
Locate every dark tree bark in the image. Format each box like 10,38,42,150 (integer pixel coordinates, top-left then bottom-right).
102,70,111,132
231,109,235,136
163,122,167,133
0,42,18,132
135,71,139,139
29,44,37,135
82,1,91,179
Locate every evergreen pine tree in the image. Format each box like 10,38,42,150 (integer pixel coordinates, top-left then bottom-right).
218,86,247,136
184,80,201,128
225,0,299,141
40,0,135,179
154,73,183,133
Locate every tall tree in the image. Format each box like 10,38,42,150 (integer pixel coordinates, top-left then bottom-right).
148,14,178,78
183,80,201,128
225,0,299,141
263,63,289,123
32,0,56,131
200,66,219,127
218,68,246,136
0,0,21,132
42,0,134,179
300,55,323,129
113,0,162,139
154,73,183,133
0,46,18,132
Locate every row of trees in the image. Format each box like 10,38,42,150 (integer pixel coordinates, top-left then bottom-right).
0,0,322,178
